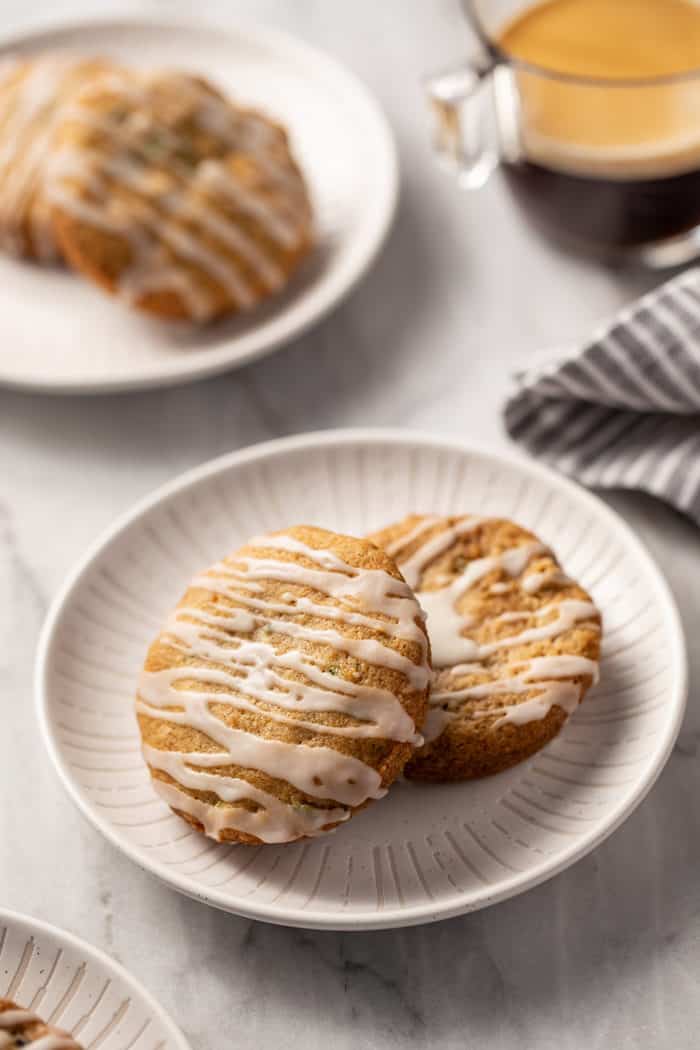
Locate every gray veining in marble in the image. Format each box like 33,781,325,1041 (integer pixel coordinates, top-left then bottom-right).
1,2,699,1048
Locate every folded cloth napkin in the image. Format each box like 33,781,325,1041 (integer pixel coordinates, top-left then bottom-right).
504,267,700,526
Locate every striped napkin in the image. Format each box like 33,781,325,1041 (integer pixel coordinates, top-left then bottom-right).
504,268,700,525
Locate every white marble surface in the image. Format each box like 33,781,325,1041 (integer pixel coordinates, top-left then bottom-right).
1,1,700,1047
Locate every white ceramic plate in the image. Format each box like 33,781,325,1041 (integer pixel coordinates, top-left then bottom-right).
0,15,397,394
0,909,190,1049
37,430,687,930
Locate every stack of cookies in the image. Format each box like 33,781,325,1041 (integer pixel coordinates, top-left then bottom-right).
135,516,602,845
0,54,313,322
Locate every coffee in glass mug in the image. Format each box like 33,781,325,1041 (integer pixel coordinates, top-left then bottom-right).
428,0,700,264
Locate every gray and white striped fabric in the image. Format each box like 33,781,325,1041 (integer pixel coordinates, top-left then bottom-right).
504,268,700,525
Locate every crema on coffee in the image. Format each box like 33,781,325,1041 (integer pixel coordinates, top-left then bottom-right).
495,0,700,249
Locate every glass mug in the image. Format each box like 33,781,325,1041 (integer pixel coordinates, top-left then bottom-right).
428,0,700,266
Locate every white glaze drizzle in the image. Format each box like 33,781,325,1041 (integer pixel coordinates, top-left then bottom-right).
478,599,597,654
0,56,82,260
418,540,546,666
0,1009,80,1050
489,581,511,595
150,772,348,844
138,532,428,843
394,516,483,589
383,515,441,557
521,568,572,594
434,655,600,704
0,1012,40,1030
383,517,601,742
45,72,311,318
198,159,302,247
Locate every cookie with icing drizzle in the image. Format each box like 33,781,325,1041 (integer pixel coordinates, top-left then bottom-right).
47,69,313,321
136,525,431,844
0,54,117,262
0,999,83,1049
368,515,602,780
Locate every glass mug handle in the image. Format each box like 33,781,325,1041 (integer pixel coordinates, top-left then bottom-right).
426,57,501,189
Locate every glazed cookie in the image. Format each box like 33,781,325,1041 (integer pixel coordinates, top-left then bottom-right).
47,69,314,321
0,55,116,262
368,515,602,780
136,525,430,844
0,999,83,1048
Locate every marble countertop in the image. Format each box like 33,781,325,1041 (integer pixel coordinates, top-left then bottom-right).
2,1,700,1047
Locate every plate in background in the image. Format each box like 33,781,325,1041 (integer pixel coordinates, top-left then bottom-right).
0,15,397,393
37,430,687,929
0,909,190,1049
